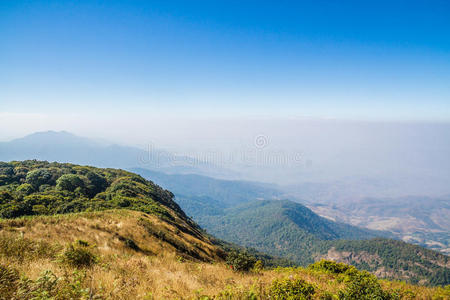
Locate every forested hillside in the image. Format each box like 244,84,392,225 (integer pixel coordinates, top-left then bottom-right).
320,238,450,286
197,200,377,264
188,199,450,285
0,160,187,221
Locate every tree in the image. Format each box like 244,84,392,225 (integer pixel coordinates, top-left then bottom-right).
16,183,35,195
226,251,257,272
56,174,85,192
85,171,107,197
25,169,52,189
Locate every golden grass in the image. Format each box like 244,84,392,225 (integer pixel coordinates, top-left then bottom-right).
0,210,448,299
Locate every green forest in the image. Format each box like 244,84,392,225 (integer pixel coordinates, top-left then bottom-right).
0,160,185,221
194,200,450,285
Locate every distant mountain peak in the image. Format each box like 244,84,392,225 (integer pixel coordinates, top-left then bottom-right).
0,132,234,178
11,130,100,146
24,130,76,137
18,130,79,139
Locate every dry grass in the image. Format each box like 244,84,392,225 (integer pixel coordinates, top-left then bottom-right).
0,210,448,299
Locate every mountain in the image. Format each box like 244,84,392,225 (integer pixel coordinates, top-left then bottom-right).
0,160,226,259
319,238,450,286
2,131,447,255
130,168,450,285
0,131,234,178
132,168,450,258
197,200,378,244
309,196,450,255
130,167,283,208
2,132,449,285
188,199,377,264
0,161,448,298
167,197,449,285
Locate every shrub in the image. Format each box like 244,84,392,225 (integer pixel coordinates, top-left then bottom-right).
252,260,264,273
38,184,52,192
61,243,97,268
269,278,316,299
85,171,108,196
226,251,257,272
75,239,90,247
0,190,13,204
25,168,53,189
0,234,58,261
14,270,95,299
114,196,131,207
319,291,335,300
338,271,398,300
16,183,35,195
309,260,357,275
32,204,49,215
56,174,85,193
0,264,20,299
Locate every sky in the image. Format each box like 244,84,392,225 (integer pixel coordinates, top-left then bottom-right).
1,0,450,135
1,1,450,195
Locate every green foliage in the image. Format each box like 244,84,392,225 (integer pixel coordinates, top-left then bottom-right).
214,284,261,300
338,271,398,300
319,291,335,300
60,242,97,268
0,160,184,221
309,260,358,276
0,264,20,299
252,260,264,273
75,239,90,247
195,199,450,285
195,200,377,267
25,168,54,189
16,183,34,195
212,238,297,268
269,278,316,299
325,238,450,286
56,174,85,192
85,171,108,196
225,250,257,272
0,265,97,299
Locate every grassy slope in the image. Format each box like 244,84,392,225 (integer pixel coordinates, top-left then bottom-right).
0,209,223,262
0,161,449,298
1,210,449,299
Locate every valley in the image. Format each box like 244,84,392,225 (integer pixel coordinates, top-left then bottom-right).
308,196,450,255
0,160,449,299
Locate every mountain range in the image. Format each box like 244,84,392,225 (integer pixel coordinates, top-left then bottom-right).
1,131,449,285
0,130,233,178
1,162,447,298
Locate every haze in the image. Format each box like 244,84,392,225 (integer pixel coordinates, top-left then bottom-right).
2,1,450,198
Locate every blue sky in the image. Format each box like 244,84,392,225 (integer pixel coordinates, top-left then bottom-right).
1,0,450,121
